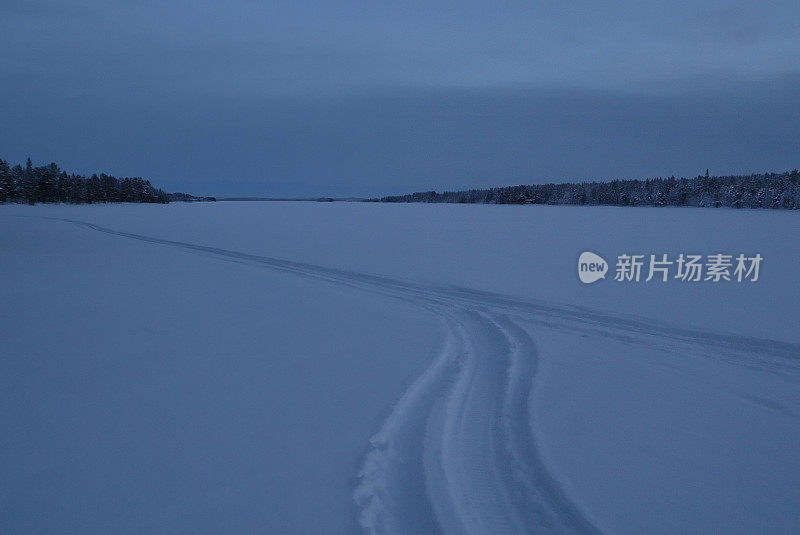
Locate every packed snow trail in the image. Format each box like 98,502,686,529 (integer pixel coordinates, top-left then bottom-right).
49,217,800,535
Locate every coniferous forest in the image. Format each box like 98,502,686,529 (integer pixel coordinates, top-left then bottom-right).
375,170,800,209
0,157,171,204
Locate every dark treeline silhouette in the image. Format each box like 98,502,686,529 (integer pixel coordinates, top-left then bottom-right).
0,157,170,204
167,192,217,202
375,170,800,209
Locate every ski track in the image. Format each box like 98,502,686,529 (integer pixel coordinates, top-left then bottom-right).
48,217,800,535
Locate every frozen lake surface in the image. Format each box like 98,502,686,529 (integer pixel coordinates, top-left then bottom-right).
1,202,799,533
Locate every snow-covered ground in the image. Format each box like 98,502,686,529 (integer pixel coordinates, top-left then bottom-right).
1,202,798,534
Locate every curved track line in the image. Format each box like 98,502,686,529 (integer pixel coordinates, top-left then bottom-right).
421,311,601,535
353,312,459,534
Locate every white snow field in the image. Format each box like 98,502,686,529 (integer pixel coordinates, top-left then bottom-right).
1,202,799,534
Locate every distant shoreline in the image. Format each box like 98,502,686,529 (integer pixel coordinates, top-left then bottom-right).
371,170,800,210
217,197,364,202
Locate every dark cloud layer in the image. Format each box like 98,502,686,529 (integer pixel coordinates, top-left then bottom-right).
2,1,799,196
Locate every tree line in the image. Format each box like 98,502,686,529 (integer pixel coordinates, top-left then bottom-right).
374,170,800,209
0,157,170,204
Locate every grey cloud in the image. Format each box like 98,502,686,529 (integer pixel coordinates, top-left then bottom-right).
1,1,798,196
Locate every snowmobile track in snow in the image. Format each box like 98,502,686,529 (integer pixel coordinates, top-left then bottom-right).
51,217,799,535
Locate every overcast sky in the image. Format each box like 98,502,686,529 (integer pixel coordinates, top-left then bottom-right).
2,1,799,196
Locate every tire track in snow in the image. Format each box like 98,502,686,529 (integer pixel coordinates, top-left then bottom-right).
51,217,800,534
419,310,601,534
